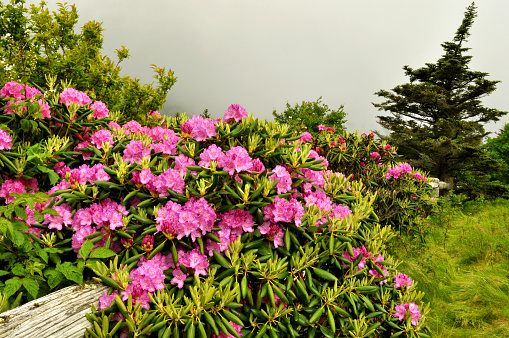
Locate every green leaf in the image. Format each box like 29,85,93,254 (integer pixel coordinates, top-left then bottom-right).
44,269,64,289
7,228,25,246
14,206,28,220
12,263,26,276
79,240,94,260
89,247,116,259
0,270,10,277
56,262,83,284
3,278,22,298
44,247,64,254
38,166,60,185
22,278,39,299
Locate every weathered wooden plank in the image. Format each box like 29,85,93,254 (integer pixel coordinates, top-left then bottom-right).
0,282,109,338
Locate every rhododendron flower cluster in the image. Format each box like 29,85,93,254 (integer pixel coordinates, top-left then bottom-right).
223,104,248,123
156,197,216,241
60,88,91,106
394,273,413,289
394,303,421,326
67,164,110,185
43,203,73,231
91,129,114,150
341,246,389,283
199,144,225,168
70,199,129,253
181,115,217,141
0,129,13,150
303,190,352,226
258,222,284,248
218,146,253,175
270,165,292,194
174,154,196,177
386,163,427,181
263,197,304,226
90,101,109,118
300,131,312,142
206,209,255,255
133,168,185,196
171,248,209,288
1,81,51,117
98,290,120,311
121,255,170,309
123,140,151,164
0,177,38,203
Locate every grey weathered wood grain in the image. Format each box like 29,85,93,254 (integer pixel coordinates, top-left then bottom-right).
0,282,109,338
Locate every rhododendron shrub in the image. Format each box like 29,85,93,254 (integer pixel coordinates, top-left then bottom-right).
0,83,431,337
311,128,437,238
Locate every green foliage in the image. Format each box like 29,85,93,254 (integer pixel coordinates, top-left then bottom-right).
0,0,176,122
272,97,347,136
486,123,509,189
373,3,507,197
312,128,438,238
0,193,82,311
0,85,433,336
391,198,509,337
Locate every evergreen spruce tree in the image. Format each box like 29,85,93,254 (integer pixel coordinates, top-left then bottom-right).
373,3,507,196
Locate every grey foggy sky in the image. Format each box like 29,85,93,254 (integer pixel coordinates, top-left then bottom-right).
39,1,509,135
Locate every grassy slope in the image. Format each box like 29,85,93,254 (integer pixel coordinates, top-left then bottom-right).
391,198,509,337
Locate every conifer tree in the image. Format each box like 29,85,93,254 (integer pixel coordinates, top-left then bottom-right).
373,3,507,195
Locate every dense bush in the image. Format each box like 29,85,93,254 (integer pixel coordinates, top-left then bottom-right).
0,0,176,123
0,82,432,337
310,128,437,240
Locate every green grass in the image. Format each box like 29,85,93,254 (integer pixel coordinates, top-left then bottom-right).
391,198,509,337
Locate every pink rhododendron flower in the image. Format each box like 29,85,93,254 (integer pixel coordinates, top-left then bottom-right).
263,197,304,227
174,154,196,177
370,152,380,160
123,140,151,164
341,245,371,272
300,132,312,142
308,149,328,168
218,146,253,175
91,129,114,150
251,158,266,173
258,222,284,248
394,303,421,326
318,124,326,131
179,247,210,277
156,198,216,241
1,81,41,100
223,104,248,123
181,115,217,141
72,225,97,254
60,88,91,106
326,127,335,133
0,178,38,204
43,203,73,230
141,235,154,252
368,254,389,284
171,268,189,288
108,121,121,130
394,273,413,289
146,168,185,196
98,290,119,310
90,101,109,118
122,120,143,134
0,129,13,150
270,165,292,194
199,144,225,167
